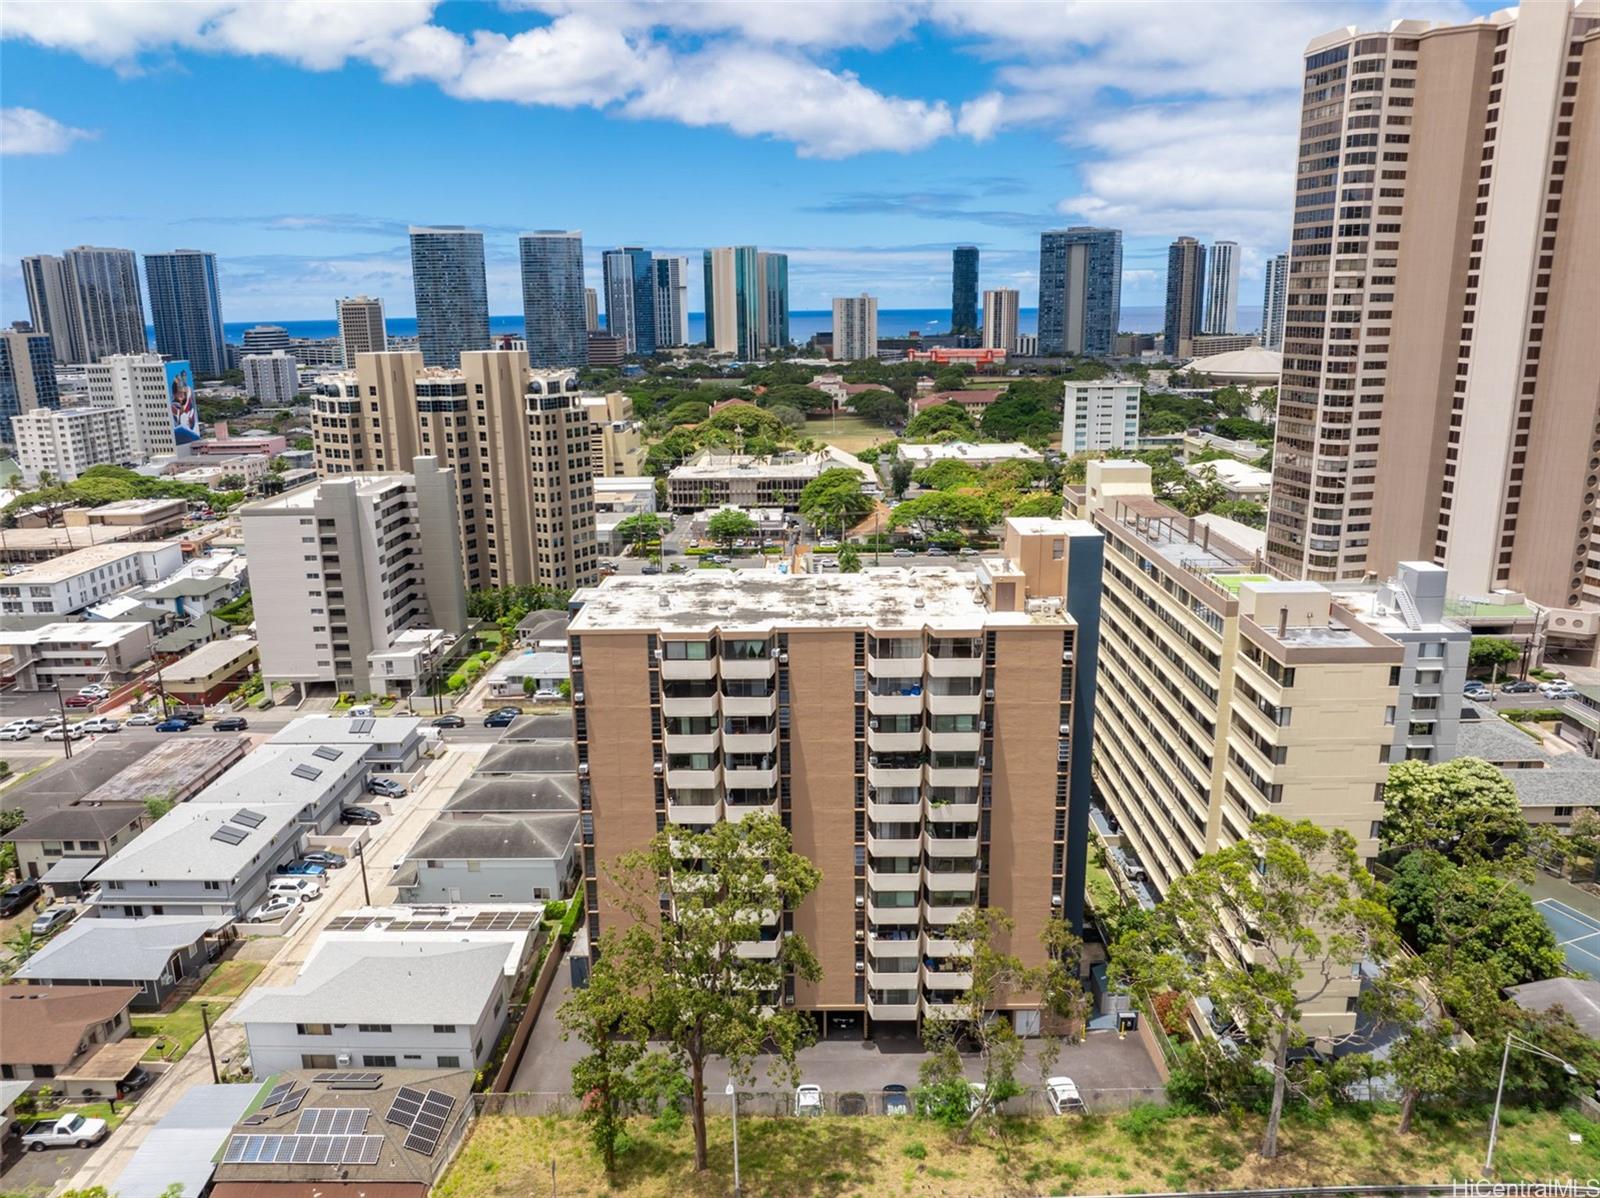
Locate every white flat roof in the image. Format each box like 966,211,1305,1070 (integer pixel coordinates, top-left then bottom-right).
0,541,180,586
897,442,1043,463
570,567,1068,633
0,621,149,648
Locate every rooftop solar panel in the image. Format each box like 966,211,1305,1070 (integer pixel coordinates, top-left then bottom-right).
276,1087,308,1117
211,825,247,845
259,1080,295,1109
313,745,342,761
290,764,323,782
350,718,375,733
403,1129,440,1156
232,808,267,828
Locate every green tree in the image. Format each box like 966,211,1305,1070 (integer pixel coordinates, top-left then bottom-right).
980,383,1060,443
888,491,997,540
1113,816,1397,1159
613,513,671,560
902,402,976,442
1567,808,1600,879
836,543,862,572
143,795,175,821
597,814,821,1172
797,468,872,539
5,926,38,964
1008,493,1064,519
1176,464,1228,516
849,389,907,426
911,460,980,491
1379,757,1529,867
1469,636,1520,677
704,509,757,553
1211,499,1267,528
1388,852,1564,985
888,455,913,499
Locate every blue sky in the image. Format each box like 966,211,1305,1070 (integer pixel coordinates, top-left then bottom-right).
1,0,1486,323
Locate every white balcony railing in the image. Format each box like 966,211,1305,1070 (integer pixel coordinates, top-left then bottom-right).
661,694,718,719
926,655,984,678
722,692,778,718
721,656,776,680
722,729,778,755
867,653,925,679
666,798,721,825
926,730,981,753
660,657,717,681
665,766,720,790
867,900,920,925
866,689,923,716
867,763,922,789
663,731,720,755
724,796,780,822
926,690,982,716
865,864,921,891
867,728,923,753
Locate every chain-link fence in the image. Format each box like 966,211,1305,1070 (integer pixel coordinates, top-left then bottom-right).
477,1084,1167,1120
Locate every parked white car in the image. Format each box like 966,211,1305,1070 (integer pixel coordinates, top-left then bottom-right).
1045,1076,1085,1115
22,1113,108,1151
246,895,300,923
1539,681,1577,698
268,876,322,901
79,717,122,734
0,725,31,742
77,684,110,699
43,726,85,742
125,712,162,726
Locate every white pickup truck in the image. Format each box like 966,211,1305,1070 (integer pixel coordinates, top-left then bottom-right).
21,1113,109,1151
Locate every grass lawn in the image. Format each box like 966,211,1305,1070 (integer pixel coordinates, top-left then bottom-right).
130,996,231,1062
196,959,264,998
436,1106,1599,1198
1085,856,1120,919
807,413,894,455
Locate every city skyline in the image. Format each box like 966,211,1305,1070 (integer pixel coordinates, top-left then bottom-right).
0,1,1500,322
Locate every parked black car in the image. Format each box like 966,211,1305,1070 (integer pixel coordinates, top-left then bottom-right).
0,880,42,918
483,711,517,728
1501,679,1538,694
213,716,249,731
431,715,466,729
340,806,382,826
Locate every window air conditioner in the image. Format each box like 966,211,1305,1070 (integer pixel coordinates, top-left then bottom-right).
1059,724,1070,736
577,762,589,776
778,652,788,664
984,688,995,699
336,1053,352,1066
652,762,663,774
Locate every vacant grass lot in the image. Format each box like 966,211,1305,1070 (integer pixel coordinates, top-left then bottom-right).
196,958,264,998
436,1106,1598,1198
130,996,231,1062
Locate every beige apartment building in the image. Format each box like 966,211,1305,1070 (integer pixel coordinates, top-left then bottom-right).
1074,461,1400,1037
566,517,1105,1028
1267,5,1600,643
239,459,467,694
310,350,600,591
579,392,645,477
981,288,1020,354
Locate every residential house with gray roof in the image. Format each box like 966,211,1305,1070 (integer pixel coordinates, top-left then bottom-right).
14,915,224,1009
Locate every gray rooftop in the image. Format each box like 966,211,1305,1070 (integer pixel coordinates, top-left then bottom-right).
78,736,247,806
444,774,579,814
1506,977,1600,1038
233,938,513,1025
188,743,363,809
409,812,577,861
16,915,221,983
516,609,570,640
478,740,576,775
270,714,424,748
152,613,232,654
2,802,145,845
1457,719,1555,766
502,713,575,741
88,799,305,883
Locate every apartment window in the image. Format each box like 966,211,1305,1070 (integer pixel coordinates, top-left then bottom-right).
437,1055,462,1069
357,1023,392,1033
204,881,221,891
296,1023,332,1036
1555,806,1574,818
432,1024,457,1034
363,1055,398,1068
301,1053,337,1069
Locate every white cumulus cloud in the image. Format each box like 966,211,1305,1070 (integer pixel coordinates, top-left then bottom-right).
0,107,96,155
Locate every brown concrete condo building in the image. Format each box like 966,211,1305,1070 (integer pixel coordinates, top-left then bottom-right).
1267,5,1600,652
567,517,1104,1029
311,349,600,591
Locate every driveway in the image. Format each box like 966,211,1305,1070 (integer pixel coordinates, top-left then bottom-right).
0,1134,91,1196
510,952,1162,1103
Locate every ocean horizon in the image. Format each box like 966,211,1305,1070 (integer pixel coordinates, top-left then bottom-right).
213,304,1264,347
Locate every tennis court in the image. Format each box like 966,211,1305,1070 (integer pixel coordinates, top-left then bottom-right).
1533,897,1600,977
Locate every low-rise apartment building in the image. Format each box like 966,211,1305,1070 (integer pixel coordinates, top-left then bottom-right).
666,446,875,513
0,621,155,690
1072,461,1400,1037
568,517,1104,1029
240,460,467,695
0,540,185,617
234,908,539,1074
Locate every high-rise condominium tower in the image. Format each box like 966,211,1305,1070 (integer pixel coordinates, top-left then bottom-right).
584,287,600,333
568,516,1105,1020
84,353,188,460
601,247,656,356
981,288,1020,353
1163,237,1206,359
831,293,878,361
0,328,60,443
20,254,85,365
144,250,227,377
521,231,589,369
759,252,790,349
1202,240,1239,335
409,226,490,368
310,349,600,592
336,295,387,366
703,246,767,359
1265,4,1599,631
64,247,147,362
653,256,689,348
951,245,979,335
1260,253,1289,350
1037,228,1122,357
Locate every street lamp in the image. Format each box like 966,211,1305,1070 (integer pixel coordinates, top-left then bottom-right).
725,1081,742,1198
1483,1030,1580,1177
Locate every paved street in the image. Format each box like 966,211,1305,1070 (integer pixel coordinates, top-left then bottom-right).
58,740,487,1196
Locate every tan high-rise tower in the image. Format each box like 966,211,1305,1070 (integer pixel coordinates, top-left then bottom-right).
1266,4,1599,642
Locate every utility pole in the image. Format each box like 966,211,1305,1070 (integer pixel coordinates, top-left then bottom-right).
52,681,72,759
356,841,371,906
199,1001,220,1084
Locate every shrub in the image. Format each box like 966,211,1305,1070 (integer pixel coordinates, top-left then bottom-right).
1117,1101,1178,1139
902,1141,927,1160
543,899,567,922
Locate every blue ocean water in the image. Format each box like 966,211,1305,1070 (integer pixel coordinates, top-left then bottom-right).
217,305,1262,346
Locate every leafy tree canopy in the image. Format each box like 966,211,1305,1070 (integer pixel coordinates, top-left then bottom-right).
903,402,977,442
1380,756,1529,867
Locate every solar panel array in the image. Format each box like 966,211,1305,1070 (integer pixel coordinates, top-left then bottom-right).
211,824,247,845
257,1080,295,1110
322,911,538,934
312,1071,383,1088
290,763,323,782
222,1133,383,1166
296,1108,369,1135
276,1087,309,1117
350,718,376,733
233,808,266,828
385,1086,456,1157
313,745,342,761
